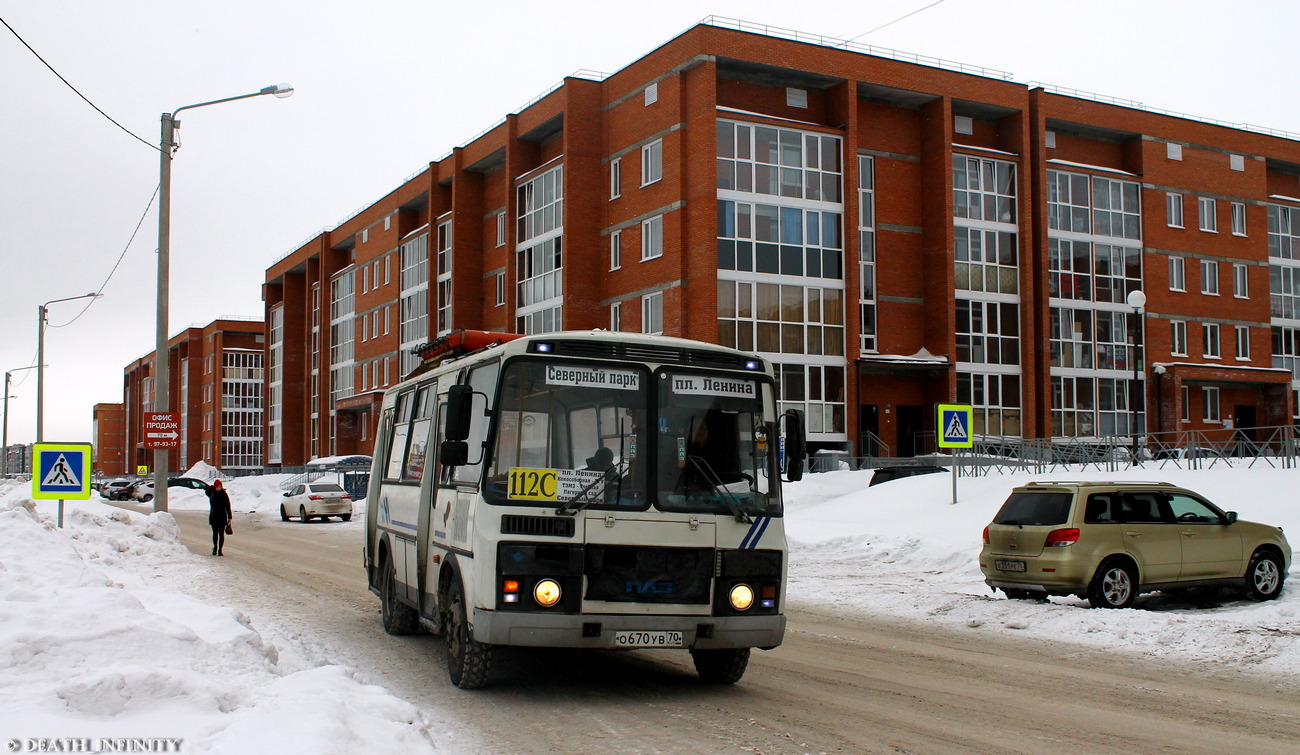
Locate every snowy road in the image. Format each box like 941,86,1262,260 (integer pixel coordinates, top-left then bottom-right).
147,505,1300,754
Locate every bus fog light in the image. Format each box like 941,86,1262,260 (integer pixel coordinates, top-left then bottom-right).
534,579,562,607
729,584,755,611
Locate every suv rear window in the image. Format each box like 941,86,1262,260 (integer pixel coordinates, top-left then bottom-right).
993,491,1072,526
310,483,344,493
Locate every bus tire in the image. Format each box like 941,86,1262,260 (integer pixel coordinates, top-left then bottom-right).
690,647,750,684
444,578,492,689
380,554,417,636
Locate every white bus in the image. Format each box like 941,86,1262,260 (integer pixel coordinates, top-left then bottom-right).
364,330,805,688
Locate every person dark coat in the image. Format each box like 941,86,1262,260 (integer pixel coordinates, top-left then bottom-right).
206,480,233,556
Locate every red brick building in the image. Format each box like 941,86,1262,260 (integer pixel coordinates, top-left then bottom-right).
91,402,126,476
264,19,1298,466
120,318,264,473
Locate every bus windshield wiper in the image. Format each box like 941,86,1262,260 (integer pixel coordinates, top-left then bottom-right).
555,459,629,516
686,456,753,523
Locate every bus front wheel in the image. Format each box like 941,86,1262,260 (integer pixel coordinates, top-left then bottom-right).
690,647,750,684
444,578,492,689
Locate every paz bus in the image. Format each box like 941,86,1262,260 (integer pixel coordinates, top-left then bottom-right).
363,329,805,688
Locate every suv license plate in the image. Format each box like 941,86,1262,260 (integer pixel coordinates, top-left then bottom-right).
995,560,1027,573
612,631,684,648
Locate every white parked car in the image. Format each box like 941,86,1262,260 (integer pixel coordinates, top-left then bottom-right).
281,482,353,523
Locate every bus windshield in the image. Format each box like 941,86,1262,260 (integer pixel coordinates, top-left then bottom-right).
654,370,779,516
484,360,780,515
486,360,649,508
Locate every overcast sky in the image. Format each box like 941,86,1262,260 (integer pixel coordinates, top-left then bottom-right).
2,0,1298,447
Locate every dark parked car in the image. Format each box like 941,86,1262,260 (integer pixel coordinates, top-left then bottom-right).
868,465,947,486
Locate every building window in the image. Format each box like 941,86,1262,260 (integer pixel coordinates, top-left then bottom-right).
858,155,877,353
1236,325,1251,360
436,220,453,335
1169,256,1186,292
717,120,842,202
516,165,564,335
495,272,505,307
399,232,429,375
957,300,1020,366
610,158,621,199
330,271,356,406
957,156,1016,224
716,280,845,357
1045,130,1056,148
1231,202,1247,236
957,372,1021,438
777,363,847,435
641,292,663,335
610,230,622,270
1181,385,1190,421
1203,323,1221,358
1199,197,1217,232
1274,326,1300,379
1048,239,1141,303
1166,193,1183,228
958,228,1019,294
1267,204,1300,260
610,301,621,331
641,215,663,261
1049,171,1089,232
1092,177,1142,240
1203,386,1221,422
717,199,842,279
1234,263,1249,298
1171,320,1188,356
1201,260,1219,295
641,140,662,186
267,305,284,464
496,212,506,247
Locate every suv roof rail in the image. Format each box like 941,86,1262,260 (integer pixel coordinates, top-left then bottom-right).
1023,480,1175,487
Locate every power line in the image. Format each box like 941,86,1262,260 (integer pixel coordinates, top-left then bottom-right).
49,184,161,329
0,15,158,152
845,0,949,43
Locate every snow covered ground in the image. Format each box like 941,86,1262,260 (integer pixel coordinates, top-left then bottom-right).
1,462,1297,750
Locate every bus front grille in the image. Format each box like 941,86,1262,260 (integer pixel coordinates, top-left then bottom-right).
500,515,576,538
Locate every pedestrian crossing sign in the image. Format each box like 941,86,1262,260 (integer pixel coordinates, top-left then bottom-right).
937,404,973,449
32,443,93,500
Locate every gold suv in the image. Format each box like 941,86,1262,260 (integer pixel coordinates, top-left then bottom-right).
979,481,1290,608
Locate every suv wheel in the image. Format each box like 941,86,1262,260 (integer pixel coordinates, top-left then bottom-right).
1087,560,1136,609
1246,550,1284,601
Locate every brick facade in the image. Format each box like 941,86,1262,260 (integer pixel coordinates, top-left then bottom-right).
263,21,1299,466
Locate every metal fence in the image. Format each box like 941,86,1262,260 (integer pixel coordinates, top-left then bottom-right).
809,424,1300,476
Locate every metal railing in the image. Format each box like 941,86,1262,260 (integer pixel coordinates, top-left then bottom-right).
808,424,1300,476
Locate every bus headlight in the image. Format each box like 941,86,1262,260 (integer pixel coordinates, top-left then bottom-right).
533,579,562,607
728,583,755,611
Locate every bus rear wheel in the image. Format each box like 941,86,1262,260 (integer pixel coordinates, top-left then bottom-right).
690,647,750,684
444,578,492,689
380,555,417,635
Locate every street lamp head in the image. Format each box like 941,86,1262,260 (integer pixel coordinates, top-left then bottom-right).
262,83,294,99
1126,289,1147,311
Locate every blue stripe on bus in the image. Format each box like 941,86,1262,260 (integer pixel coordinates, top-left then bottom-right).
741,516,770,549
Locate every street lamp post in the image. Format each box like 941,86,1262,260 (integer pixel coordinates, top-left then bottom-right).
153,83,292,513
1127,289,1147,462
2,365,39,476
37,293,100,443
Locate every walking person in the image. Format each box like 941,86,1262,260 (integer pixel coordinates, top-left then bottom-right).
207,480,233,556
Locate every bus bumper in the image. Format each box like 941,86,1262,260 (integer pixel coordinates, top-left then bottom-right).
471,608,785,649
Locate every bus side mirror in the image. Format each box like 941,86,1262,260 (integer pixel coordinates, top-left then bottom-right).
445,384,473,442
440,440,469,467
781,409,805,482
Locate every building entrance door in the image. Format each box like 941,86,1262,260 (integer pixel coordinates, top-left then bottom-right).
859,404,880,456
897,405,924,457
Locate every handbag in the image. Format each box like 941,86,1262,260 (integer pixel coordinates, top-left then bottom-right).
225,521,234,535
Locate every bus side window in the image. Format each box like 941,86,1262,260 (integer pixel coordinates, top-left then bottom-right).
404,385,436,482
452,362,499,484
385,391,414,480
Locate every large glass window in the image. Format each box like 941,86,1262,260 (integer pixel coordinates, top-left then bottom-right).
858,155,877,353
717,120,841,201
954,156,1016,223
717,281,844,357
957,373,1021,437
517,165,564,334
957,300,1019,366
267,306,283,464
330,271,355,406
399,231,429,375
956,227,1018,294
436,220,453,335
717,200,842,279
